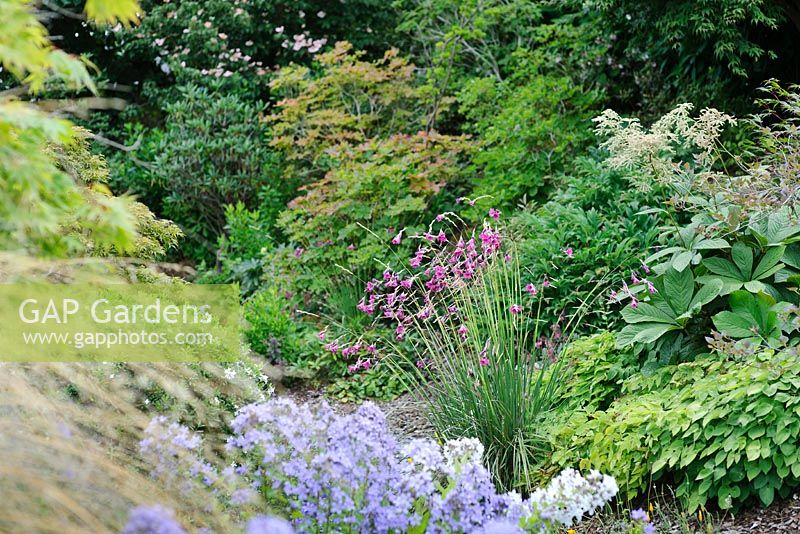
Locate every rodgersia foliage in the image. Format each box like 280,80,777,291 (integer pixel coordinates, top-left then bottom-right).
597,86,800,364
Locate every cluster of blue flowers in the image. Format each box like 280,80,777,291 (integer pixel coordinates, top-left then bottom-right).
133,398,618,533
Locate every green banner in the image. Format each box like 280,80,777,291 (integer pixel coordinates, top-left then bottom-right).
0,283,240,362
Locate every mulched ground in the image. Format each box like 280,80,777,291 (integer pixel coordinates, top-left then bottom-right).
718,495,800,533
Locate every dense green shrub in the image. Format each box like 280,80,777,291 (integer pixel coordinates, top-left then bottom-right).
268,42,427,174
243,287,309,365
509,159,661,334
599,90,800,363
51,129,182,260
459,75,601,209
114,0,400,87
111,85,286,261
587,0,799,111
276,131,472,297
550,350,800,511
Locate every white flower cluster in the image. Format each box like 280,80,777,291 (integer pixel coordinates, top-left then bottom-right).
592,103,734,190
528,468,619,526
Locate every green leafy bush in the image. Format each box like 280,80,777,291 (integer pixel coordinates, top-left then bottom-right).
0,1,140,258
276,131,472,298
115,0,399,89
51,128,182,260
268,42,427,175
589,0,794,107
600,90,800,363
550,350,800,511
510,159,661,334
243,287,308,365
112,85,285,261
557,332,639,412
460,75,601,209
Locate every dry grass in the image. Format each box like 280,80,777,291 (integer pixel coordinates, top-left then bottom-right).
0,256,269,532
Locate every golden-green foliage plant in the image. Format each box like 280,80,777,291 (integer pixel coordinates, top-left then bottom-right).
0,0,142,257
550,350,800,512
50,128,183,260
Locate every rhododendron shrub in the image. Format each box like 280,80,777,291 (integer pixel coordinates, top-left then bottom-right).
138,398,618,533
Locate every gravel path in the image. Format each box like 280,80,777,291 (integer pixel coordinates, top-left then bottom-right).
281,386,435,443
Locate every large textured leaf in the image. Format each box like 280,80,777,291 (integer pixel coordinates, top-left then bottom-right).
782,245,800,270
663,267,694,315
621,302,677,324
697,274,742,296
703,257,743,280
694,238,730,250
731,242,753,279
617,322,679,347
752,246,785,280
672,251,694,272
712,311,757,338
724,290,778,337
689,278,723,310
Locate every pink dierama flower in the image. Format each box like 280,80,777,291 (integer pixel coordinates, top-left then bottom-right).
324,341,339,353
479,357,490,366
641,262,651,274
457,324,468,340
525,283,538,295
318,330,326,341
542,275,551,288
488,208,501,220
510,304,523,314
561,247,574,258
631,272,641,284
504,253,512,263
630,298,639,309
391,231,403,245
293,247,304,258
437,230,447,243
395,324,406,340
436,213,445,222
647,281,657,294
